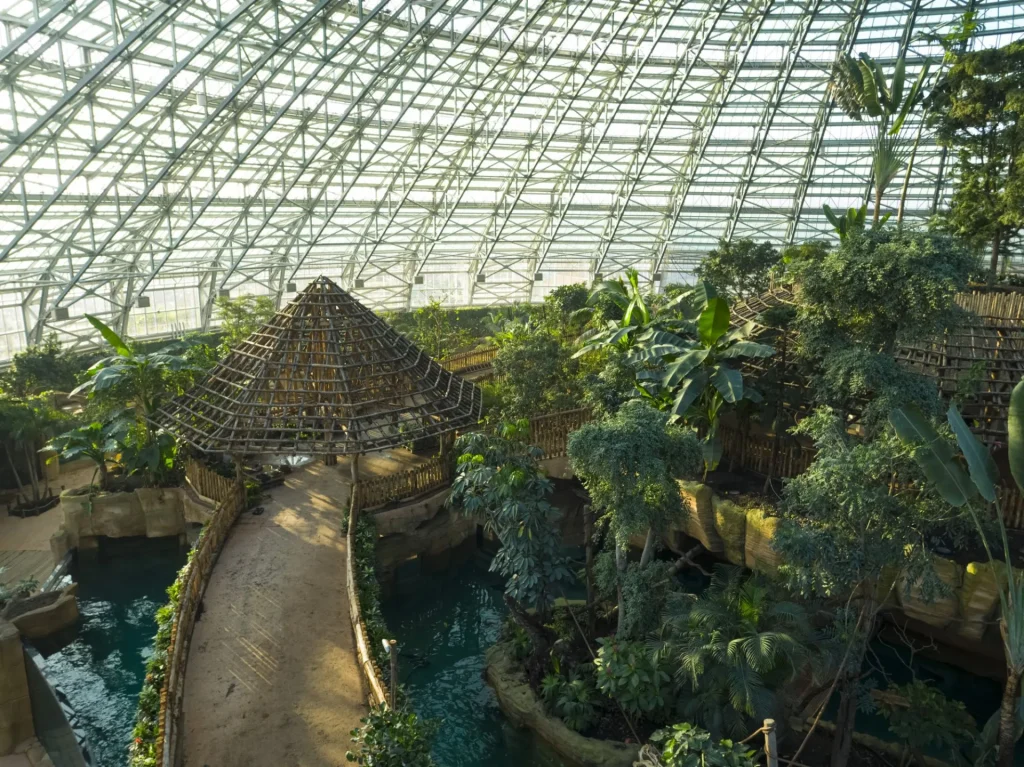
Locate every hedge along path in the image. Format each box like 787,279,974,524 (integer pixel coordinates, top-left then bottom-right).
181,459,367,767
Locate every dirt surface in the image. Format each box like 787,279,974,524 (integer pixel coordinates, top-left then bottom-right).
181,461,367,767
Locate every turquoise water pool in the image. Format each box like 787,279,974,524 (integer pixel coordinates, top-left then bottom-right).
33,537,187,766
382,558,569,767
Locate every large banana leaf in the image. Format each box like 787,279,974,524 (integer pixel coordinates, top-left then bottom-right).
890,56,906,108
1009,380,1024,492
672,370,709,418
718,340,774,359
710,365,743,403
698,297,730,347
891,61,931,136
947,403,999,503
660,350,710,389
857,58,884,117
889,405,975,507
86,314,131,357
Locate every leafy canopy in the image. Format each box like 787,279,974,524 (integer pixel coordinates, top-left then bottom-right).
214,294,277,350
694,239,781,301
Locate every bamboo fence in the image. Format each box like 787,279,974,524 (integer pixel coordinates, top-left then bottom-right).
159,462,246,767
528,408,594,459
345,494,390,708
441,347,498,374
354,454,452,512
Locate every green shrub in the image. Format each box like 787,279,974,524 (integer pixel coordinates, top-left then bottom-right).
346,705,438,767
593,637,672,720
540,671,599,732
649,722,759,767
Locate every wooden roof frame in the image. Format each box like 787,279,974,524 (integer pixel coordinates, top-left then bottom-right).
154,276,482,456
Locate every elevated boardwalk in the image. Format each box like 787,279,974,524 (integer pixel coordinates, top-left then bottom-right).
181,452,428,767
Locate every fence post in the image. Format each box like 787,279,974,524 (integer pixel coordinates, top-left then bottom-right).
763,719,777,767
388,639,398,708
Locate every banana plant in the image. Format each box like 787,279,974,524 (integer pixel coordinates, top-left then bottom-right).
890,389,1024,767
830,53,932,223
823,203,891,241
633,284,774,475
45,419,128,492
573,269,695,359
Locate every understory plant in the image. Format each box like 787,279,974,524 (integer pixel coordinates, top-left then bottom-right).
638,722,759,767
346,706,438,767
593,637,673,721
657,565,819,740
540,670,600,732
875,680,978,767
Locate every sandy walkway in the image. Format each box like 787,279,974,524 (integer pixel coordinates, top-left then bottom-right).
181,461,367,767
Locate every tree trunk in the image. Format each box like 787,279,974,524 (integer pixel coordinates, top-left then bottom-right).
503,594,550,688
615,542,627,636
873,185,882,225
998,667,1021,767
3,443,25,502
22,442,41,503
97,459,109,492
584,506,596,637
990,230,1002,285
830,679,858,767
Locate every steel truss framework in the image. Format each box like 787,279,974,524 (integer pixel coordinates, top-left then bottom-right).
0,0,1021,361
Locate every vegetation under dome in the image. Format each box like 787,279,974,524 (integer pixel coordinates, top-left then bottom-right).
0,3,1023,767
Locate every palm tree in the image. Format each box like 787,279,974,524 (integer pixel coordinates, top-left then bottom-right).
829,53,932,223
657,565,816,740
45,420,127,492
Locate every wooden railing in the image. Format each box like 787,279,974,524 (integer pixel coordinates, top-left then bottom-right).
346,495,390,709
354,454,452,512
441,347,497,374
184,459,236,504
160,462,246,767
529,408,594,459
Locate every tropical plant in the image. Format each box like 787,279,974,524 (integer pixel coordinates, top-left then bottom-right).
643,722,759,767
0,393,67,504
829,52,933,222
694,239,781,301
449,422,573,678
0,334,83,397
45,420,126,491
346,706,439,767
929,39,1024,282
875,680,978,767
404,298,473,359
593,637,673,721
773,406,975,767
540,671,600,732
74,315,191,443
645,286,774,473
888,390,1024,767
657,565,818,740
0,571,37,609
491,325,581,419
822,203,890,241
214,294,277,350
790,228,973,432
568,401,702,635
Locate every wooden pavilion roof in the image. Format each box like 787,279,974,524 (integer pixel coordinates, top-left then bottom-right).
155,276,482,456
731,286,1024,446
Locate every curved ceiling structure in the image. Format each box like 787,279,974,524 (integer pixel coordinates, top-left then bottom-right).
0,0,1021,360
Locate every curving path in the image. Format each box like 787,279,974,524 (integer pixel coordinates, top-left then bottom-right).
181,460,364,767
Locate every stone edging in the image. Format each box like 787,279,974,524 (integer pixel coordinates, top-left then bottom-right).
485,641,637,767
346,491,389,708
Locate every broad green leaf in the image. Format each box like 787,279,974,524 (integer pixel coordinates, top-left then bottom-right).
1009,380,1024,493
587,280,629,309
857,58,883,117
718,341,774,360
889,405,974,507
823,204,841,228
698,297,730,347
90,366,127,392
711,365,743,403
702,432,723,472
671,370,709,418
890,57,906,108
891,61,930,136
86,314,131,357
744,386,764,404
660,350,710,389
947,403,999,503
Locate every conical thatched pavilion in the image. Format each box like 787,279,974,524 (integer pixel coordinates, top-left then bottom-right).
155,276,482,456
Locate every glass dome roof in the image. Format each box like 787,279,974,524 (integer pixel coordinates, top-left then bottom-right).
0,0,1021,360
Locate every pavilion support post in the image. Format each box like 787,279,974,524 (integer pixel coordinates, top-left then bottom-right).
350,452,361,483
324,454,337,466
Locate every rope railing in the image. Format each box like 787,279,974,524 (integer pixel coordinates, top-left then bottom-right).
159,463,246,767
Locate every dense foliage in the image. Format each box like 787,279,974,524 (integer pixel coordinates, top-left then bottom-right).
694,239,781,301
0,334,84,396
646,722,759,767
346,706,439,767
214,294,277,350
